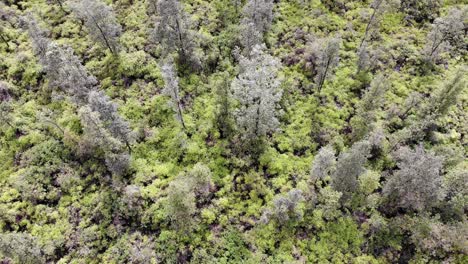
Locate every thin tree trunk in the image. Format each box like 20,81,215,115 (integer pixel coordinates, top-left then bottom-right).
359,1,382,49
318,57,332,92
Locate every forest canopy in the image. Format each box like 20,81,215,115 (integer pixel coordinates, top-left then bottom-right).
0,0,467,263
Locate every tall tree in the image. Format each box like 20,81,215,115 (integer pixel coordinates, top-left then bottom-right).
24,16,96,104
383,145,444,212
42,43,97,104
160,60,186,129
88,90,134,150
239,0,274,55
310,145,336,182
241,0,274,35
151,0,200,69
350,74,389,142
214,73,234,139
359,0,399,49
69,0,122,54
231,44,282,147
22,14,51,60
391,68,466,146
423,7,466,64
331,140,371,202
164,164,212,231
314,36,341,91
357,0,399,72
78,106,130,176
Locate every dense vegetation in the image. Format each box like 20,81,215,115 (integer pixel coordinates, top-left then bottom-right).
0,0,467,263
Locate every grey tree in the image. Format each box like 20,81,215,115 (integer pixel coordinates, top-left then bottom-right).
423,8,466,63
151,0,200,68
239,21,262,57
390,68,466,147
42,43,97,104
0,82,13,129
241,0,274,35
88,90,134,149
331,140,371,202
314,36,341,91
231,44,282,144
357,0,399,72
24,17,97,105
78,106,130,176
383,145,444,212
310,145,336,182
350,74,389,142
160,60,186,129
22,14,51,61
260,189,304,225
0,232,44,264
69,0,122,54
359,0,400,49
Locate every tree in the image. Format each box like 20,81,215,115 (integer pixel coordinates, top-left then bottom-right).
42,43,97,104
317,186,343,220
359,0,400,49
383,145,444,212
151,0,200,69
24,17,97,104
160,60,186,129
239,21,262,57
78,106,130,176
260,189,304,225
22,14,51,60
350,74,389,142
423,8,466,64
164,163,212,230
231,44,282,148
165,177,196,231
0,82,13,129
0,232,45,264
87,90,134,150
391,68,466,146
331,140,371,202
214,73,234,139
310,145,336,182
400,0,442,23
314,36,341,91
357,0,399,72
239,0,274,55
69,0,122,54
186,162,213,196
241,0,274,35
147,0,159,16
103,232,156,263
